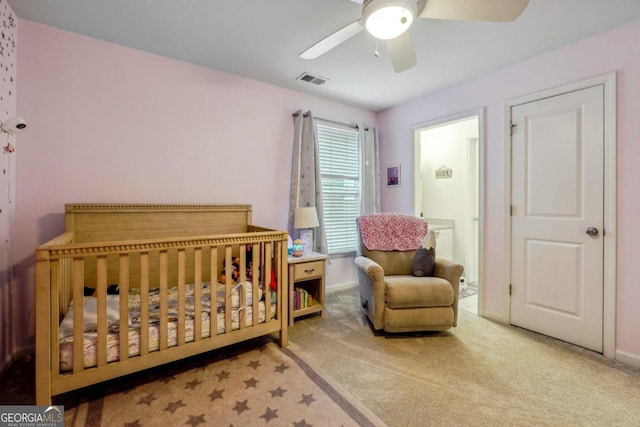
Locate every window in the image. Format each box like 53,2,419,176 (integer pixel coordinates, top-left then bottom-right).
316,121,360,255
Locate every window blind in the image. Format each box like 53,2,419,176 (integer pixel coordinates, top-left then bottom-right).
316,121,360,255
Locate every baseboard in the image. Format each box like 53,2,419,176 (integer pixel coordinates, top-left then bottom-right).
480,311,509,324
615,349,640,369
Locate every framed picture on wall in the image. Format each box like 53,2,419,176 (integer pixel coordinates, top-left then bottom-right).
386,164,400,187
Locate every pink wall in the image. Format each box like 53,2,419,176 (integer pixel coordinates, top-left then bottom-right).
0,0,17,367
377,19,640,361
13,20,375,348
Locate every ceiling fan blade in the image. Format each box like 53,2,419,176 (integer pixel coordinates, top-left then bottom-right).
387,31,417,73
299,19,364,59
419,0,529,22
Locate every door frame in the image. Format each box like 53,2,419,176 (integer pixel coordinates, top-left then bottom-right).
504,72,617,358
413,107,486,316
466,136,479,284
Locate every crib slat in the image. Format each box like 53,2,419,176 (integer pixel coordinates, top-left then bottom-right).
159,250,168,350
35,251,53,405
252,245,260,327
50,260,60,382
278,239,289,345
194,248,202,342
119,254,130,362
224,246,232,334
239,245,246,330
96,256,108,367
277,240,285,326
264,243,272,322
177,249,186,346
60,258,72,315
140,252,150,356
210,246,218,337
239,246,247,283
72,258,84,374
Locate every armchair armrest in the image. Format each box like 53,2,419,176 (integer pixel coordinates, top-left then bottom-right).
355,256,386,330
434,258,464,291
355,256,385,282
434,258,464,326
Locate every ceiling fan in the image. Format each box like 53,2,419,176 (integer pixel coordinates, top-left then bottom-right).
299,0,529,73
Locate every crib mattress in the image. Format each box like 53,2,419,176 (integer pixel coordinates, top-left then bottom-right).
58,282,276,371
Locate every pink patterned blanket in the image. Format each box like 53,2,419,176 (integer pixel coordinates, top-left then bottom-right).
358,213,428,251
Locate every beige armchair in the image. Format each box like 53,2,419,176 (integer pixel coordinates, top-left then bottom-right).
355,217,464,333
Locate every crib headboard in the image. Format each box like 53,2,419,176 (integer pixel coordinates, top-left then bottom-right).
38,203,287,308
65,204,253,243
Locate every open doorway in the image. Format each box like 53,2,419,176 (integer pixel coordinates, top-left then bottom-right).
413,110,484,315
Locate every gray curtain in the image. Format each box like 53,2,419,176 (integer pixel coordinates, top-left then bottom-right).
359,125,381,214
288,110,328,254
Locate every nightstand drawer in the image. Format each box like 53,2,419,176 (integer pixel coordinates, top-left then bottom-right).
294,261,323,280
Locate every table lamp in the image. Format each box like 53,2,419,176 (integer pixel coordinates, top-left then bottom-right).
294,206,319,256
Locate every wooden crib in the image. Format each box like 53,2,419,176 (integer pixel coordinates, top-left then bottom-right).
34,204,288,405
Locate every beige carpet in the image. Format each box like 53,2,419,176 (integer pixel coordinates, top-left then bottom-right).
289,285,640,427
64,336,386,426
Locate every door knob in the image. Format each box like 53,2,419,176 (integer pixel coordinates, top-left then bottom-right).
586,227,599,237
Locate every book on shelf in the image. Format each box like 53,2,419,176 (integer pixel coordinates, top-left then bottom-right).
294,287,313,311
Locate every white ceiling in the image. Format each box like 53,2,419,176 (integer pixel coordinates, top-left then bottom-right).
8,0,640,111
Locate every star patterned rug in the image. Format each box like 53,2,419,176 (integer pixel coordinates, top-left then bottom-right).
63,337,386,426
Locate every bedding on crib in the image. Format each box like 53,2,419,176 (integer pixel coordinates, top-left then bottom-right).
58,282,276,370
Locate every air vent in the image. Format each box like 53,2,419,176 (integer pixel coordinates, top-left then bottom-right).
297,72,329,86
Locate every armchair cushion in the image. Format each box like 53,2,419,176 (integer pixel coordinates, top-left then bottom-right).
360,247,415,276
385,276,454,309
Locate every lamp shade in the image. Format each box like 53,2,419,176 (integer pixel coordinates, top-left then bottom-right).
363,0,416,40
294,207,320,229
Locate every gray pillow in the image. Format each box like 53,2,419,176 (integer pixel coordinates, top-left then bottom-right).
411,229,436,277
412,247,435,277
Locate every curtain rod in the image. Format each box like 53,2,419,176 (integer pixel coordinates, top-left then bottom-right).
291,112,362,130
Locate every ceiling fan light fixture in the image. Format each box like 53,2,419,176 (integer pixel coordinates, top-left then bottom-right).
363,0,416,40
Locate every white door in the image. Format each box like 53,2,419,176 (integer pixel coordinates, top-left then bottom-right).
510,85,604,352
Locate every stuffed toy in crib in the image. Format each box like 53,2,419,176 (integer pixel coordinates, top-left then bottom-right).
219,245,256,283
219,256,240,283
